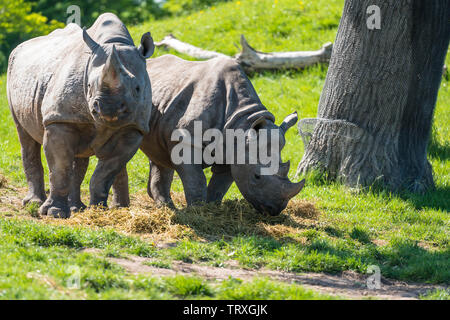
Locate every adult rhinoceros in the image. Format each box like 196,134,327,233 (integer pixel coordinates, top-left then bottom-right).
7,13,155,218
114,55,305,215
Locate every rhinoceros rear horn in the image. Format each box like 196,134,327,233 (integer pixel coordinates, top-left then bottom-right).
280,111,298,136
278,161,290,177
284,179,305,199
101,45,126,89
82,27,99,52
138,32,155,59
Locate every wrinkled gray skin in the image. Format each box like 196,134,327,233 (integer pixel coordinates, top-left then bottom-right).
7,13,155,218
117,55,305,215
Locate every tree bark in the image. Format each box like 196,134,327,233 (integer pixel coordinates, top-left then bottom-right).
296,0,450,192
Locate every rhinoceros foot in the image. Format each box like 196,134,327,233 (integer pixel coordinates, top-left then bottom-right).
69,201,87,213
39,198,71,219
22,192,46,207
153,199,176,210
48,207,71,219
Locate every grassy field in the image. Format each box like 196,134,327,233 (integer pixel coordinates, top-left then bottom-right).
0,0,449,300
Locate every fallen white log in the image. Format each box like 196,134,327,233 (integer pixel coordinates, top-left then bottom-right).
155,34,228,60
235,35,333,72
155,34,333,72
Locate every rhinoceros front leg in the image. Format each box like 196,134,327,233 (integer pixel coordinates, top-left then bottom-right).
147,161,174,206
175,164,207,206
39,124,79,218
207,166,234,203
14,118,46,206
111,167,130,208
90,129,142,207
68,157,89,212
175,164,207,205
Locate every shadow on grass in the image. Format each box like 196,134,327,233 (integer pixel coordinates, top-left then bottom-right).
428,132,450,161
376,239,450,284
301,167,450,212
308,237,450,283
399,185,450,212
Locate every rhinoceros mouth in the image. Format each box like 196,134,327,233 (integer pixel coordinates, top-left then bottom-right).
91,112,144,133
91,106,133,127
101,115,119,122
92,113,124,124
245,198,283,216
261,204,285,216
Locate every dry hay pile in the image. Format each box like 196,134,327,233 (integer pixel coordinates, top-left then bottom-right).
47,192,320,242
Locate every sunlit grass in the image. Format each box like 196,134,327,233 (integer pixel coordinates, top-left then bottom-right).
0,0,449,299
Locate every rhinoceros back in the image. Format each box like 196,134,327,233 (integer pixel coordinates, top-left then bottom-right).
7,23,90,143
148,55,274,132
143,55,275,167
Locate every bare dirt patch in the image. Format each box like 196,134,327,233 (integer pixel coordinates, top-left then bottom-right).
0,186,24,215
106,254,446,300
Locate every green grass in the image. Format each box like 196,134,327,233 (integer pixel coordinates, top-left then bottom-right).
0,0,449,299
420,289,450,300
0,218,333,299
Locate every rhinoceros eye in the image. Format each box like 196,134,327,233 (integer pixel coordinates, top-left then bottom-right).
254,173,261,180
135,85,140,94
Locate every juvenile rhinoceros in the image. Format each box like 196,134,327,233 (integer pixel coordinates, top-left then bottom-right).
115,55,305,215
7,13,155,218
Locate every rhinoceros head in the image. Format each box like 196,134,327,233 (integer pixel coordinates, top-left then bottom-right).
230,112,305,216
82,29,155,131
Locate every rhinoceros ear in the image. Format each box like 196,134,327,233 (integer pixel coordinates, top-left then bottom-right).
138,32,155,59
280,111,298,135
82,27,99,52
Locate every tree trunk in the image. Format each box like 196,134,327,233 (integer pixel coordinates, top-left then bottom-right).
297,0,449,192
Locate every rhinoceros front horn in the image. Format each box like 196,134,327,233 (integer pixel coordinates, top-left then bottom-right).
101,45,126,88
284,179,305,199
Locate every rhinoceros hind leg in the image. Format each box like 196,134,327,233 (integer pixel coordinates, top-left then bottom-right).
207,166,233,203
176,164,207,206
69,157,89,212
14,118,46,206
147,161,174,206
39,124,78,219
111,167,130,207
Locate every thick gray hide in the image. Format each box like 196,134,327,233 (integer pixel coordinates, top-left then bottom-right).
116,54,304,215
7,13,154,218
